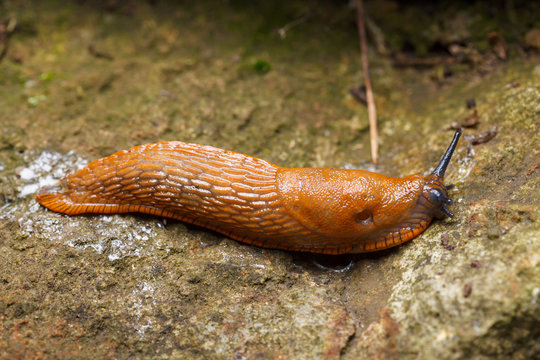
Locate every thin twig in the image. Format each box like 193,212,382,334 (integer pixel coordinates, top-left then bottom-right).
355,0,378,164
0,18,17,63
276,15,308,39
88,45,114,61
365,16,388,56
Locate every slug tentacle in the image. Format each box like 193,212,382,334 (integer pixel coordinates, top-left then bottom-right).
432,129,462,180
36,131,461,254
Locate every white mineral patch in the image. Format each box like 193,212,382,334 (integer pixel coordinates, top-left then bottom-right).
19,167,35,180
4,151,169,262
17,150,88,198
127,281,158,338
455,151,475,183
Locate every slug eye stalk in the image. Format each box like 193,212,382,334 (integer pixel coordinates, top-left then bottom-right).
432,130,462,181
429,188,454,218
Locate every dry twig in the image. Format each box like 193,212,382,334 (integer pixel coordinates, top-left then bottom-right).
355,0,378,164
0,18,17,63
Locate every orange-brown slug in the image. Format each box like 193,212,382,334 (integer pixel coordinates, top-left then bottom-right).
36,131,461,254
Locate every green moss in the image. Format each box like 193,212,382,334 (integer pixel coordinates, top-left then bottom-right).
253,59,272,74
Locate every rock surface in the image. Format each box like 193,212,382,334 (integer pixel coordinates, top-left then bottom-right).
1,1,538,359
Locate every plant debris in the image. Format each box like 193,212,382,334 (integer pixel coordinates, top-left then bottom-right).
88,45,114,61
466,126,498,145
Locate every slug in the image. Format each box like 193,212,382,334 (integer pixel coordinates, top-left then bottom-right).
36,131,461,254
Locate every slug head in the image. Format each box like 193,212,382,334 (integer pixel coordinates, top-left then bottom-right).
423,179,454,219
422,130,461,219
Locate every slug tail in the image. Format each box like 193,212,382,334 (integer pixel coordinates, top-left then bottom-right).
35,186,78,215
432,130,462,180
35,186,119,215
